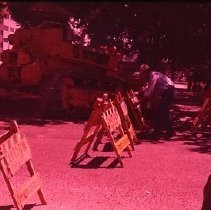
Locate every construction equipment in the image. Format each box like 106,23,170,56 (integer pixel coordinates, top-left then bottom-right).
0,3,125,117
0,3,146,118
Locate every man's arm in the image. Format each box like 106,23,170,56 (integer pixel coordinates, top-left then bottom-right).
144,72,158,98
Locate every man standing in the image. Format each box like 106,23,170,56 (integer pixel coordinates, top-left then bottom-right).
138,64,176,139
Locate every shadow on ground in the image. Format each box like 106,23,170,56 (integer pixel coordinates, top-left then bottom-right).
0,203,42,210
70,148,125,169
0,99,88,127
70,156,122,169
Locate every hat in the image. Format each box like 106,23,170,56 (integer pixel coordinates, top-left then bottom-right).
139,64,150,74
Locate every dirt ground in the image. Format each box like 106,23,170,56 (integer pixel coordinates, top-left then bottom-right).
0,82,210,210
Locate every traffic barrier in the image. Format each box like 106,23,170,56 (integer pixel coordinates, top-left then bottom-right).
113,92,137,150
101,101,132,167
192,96,211,131
0,120,46,210
70,93,133,167
70,94,110,163
91,93,137,151
126,89,147,130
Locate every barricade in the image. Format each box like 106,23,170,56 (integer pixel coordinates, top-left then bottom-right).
70,93,133,167
192,96,211,131
0,120,46,210
113,92,137,150
91,93,137,151
126,89,147,130
101,100,132,167
70,94,110,163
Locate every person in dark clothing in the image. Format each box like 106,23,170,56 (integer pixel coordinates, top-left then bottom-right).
185,67,194,91
138,64,176,139
201,174,211,210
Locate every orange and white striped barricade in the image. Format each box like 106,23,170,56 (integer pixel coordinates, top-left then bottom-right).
0,120,46,210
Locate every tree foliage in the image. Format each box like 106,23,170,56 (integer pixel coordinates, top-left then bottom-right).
0,2,8,16
7,2,211,65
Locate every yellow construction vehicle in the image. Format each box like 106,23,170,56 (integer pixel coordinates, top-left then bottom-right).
0,19,123,117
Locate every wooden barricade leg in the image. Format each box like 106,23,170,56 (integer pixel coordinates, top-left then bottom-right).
26,160,47,205
102,105,132,167
92,126,106,151
0,161,21,209
70,118,102,163
126,123,137,149
83,124,103,155
105,130,124,167
119,93,138,149
119,126,132,158
201,97,211,128
126,90,147,130
104,125,132,167
191,97,211,132
114,92,136,150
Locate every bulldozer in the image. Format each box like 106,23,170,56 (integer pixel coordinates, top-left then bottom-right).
0,3,125,117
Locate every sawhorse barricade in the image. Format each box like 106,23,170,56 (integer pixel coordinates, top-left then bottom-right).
126,89,147,130
191,96,211,132
0,120,46,210
70,94,133,167
101,100,132,167
70,94,110,163
91,92,137,151
113,92,137,150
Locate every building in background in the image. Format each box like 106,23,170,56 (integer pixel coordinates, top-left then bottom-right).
0,9,20,55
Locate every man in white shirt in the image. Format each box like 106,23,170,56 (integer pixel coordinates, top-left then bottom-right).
138,64,176,139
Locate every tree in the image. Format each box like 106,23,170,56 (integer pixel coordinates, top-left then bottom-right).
0,2,8,16
7,2,211,65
